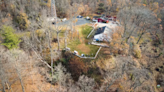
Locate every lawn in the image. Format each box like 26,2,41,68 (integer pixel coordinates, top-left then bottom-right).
81,25,93,38
67,25,99,56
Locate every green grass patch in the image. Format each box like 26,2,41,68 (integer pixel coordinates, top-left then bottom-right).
87,45,99,55
81,25,93,38
67,39,81,50
67,39,99,55
67,25,99,56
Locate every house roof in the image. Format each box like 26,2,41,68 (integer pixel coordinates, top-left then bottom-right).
95,26,106,35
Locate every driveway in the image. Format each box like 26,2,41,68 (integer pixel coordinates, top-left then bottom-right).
75,18,90,25
58,18,90,26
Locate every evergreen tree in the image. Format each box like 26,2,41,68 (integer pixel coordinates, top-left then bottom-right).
0,25,21,49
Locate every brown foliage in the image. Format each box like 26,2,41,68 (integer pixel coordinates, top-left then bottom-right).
68,56,88,80
96,56,116,71
109,26,129,55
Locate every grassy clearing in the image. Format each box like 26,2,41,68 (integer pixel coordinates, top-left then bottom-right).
67,25,99,55
67,39,99,55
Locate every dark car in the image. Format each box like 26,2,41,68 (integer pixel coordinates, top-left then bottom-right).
52,22,56,24
101,14,105,17
77,15,83,18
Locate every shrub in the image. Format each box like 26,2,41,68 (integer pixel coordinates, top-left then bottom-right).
133,44,142,58
15,13,30,29
99,3,104,7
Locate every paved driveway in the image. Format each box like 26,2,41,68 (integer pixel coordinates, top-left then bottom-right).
58,18,90,26
75,18,90,25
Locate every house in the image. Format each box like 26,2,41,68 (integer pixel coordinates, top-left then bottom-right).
94,26,113,42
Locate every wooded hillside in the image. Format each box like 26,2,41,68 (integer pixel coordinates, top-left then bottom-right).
0,0,164,92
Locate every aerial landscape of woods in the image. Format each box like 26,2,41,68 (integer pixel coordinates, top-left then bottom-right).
1,0,164,92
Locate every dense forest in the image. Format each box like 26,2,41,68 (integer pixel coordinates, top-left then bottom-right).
0,0,164,92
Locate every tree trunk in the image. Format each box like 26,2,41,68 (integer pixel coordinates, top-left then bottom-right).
64,38,67,49
71,23,73,39
57,32,60,50
16,68,25,92
64,32,67,49
47,30,54,82
126,27,137,43
50,45,53,80
122,23,127,38
19,76,25,92
1,82,6,92
137,33,143,44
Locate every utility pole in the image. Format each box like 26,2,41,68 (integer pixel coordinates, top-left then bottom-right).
51,0,57,25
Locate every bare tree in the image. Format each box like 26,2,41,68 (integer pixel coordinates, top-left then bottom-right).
0,61,7,92
8,50,28,92
117,6,160,44
77,75,96,92
0,49,30,92
99,56,156,92
68,3,80,40
52,63,72,92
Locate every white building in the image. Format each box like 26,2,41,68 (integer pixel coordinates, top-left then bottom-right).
94,26,113,42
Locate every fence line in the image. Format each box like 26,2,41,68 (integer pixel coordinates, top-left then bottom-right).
74,47,102,59
91,42,109,47
87,28,95,38
87,23,96,38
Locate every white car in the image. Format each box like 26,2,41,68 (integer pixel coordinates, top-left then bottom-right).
74,50,78,55
86,16,90,20
62,18,67,22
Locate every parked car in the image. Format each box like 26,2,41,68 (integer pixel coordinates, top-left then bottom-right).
86,16,90,20
98,18,109,23
101,14,106,18
77,15,83,18
52,22,56,24
74,50,78,55
62,18,67,22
